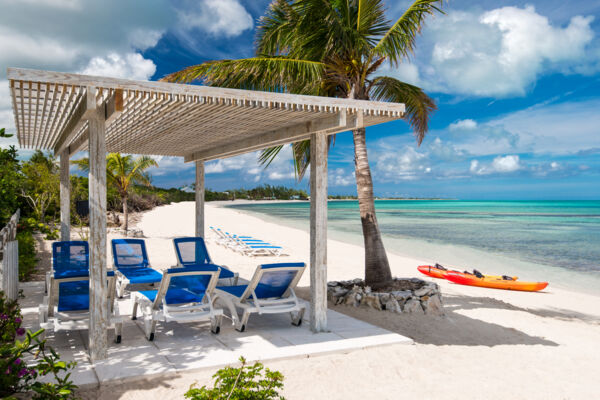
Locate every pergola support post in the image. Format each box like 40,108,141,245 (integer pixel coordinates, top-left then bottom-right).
309,132,328,332
59,149,70,241
87,87,108,361
195,160,205,238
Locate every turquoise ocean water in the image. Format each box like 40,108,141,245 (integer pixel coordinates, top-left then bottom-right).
227,200,600,294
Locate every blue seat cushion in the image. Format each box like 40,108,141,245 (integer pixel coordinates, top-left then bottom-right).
118,267,162,284
138,288,206,305
248,245,281,249
179,263,235,280
57,281,89,312
217,285,247,298
58,293,89,312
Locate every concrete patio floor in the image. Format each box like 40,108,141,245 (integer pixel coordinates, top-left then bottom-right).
18,281,412,389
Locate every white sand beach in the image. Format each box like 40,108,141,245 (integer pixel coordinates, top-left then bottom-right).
81,201,600,399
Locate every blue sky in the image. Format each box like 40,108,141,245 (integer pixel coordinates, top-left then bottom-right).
1,0,599,199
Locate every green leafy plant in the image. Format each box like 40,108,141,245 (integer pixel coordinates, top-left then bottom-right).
0,146,22,227
0,291,78,399
185,357,285,400
16,229,38,281
20,151,60,223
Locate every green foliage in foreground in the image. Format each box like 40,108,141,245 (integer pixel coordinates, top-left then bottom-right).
0,292,78,399
185,357,285,400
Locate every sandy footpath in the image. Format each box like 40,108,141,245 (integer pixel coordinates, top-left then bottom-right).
81,201,600,400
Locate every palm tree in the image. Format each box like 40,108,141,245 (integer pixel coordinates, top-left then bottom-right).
164,0,441,288
73,153,158,234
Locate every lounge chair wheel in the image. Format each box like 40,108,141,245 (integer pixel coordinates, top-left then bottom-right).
238,324,246,332
116,335,122,344
212,325,220,334
148,332,155,341
293,318,302,327
131,316,137,320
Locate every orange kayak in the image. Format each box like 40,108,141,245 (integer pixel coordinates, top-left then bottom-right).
418,265,517,281
445,271,548,292
418,265,452,279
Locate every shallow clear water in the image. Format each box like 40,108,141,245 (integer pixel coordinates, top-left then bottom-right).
227,200,600,294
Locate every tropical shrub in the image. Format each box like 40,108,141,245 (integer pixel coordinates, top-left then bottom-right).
0,146,22,227
20,151,60,223
16,229,38,281
0,291,78,399
185,357,285,400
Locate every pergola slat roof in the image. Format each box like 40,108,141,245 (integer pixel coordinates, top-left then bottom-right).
7,68,405,160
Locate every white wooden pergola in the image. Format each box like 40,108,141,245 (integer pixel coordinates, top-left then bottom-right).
7,68,405,361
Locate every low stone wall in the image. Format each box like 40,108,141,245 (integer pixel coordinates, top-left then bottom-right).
327,278,444,316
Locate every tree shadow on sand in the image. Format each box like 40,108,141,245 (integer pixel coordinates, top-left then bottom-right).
296,287,568,346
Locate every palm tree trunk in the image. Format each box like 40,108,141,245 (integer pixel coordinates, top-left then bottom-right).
353,127,392,288
122,195,128,236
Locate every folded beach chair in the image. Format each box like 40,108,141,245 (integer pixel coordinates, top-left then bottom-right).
45,241,90,295
214,262,305,332
210,227,253,248
39,266,122,343
111,239,163,298
229,234,283,256
173,237,238,285
131,265,224,340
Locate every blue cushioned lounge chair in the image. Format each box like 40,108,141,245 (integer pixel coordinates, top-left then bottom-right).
173,237,238,285
111,239,163,298
40,243,122,342
131,265,224,341
214,262,305,332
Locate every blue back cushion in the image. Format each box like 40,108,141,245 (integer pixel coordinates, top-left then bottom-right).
254,263,304,299
174,237,211,266
112,239,148,268
52,241,89,274
167,265,219,297
57,280,89,312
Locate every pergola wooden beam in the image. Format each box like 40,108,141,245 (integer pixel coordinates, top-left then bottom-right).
53,87,97,155
184,111,356,162
61,89,124,156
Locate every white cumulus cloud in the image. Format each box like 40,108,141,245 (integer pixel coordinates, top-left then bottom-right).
177,0,254,37
470,155,522,175
424,6,596,97
330,168,355,186
449,119,477,131
80,53,156,81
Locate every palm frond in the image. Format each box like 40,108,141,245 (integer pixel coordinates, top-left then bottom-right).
161,57,326,95
370,76,437,144
372,0,443,65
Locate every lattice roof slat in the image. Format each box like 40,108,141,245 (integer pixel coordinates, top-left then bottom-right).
7,68,405,161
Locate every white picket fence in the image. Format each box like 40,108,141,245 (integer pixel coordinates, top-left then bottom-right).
0,209,20,300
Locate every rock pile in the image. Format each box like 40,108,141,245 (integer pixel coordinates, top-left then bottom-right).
327,278,444,316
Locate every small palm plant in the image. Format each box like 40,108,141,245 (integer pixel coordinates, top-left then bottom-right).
164,0,443,288
73,153,158,235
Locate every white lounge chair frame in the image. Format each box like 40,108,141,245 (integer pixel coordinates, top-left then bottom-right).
214,264,305,332
131,268,224,341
